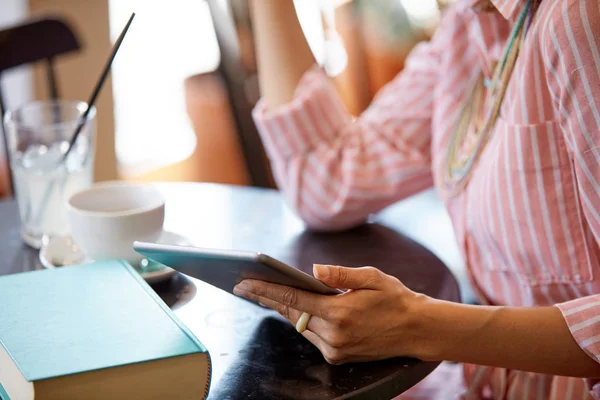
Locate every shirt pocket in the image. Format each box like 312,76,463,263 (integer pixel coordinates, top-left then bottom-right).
467,117,593,286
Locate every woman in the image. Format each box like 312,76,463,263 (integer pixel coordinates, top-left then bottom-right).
235,0,600,398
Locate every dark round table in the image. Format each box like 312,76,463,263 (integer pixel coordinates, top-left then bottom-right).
0,183,462,400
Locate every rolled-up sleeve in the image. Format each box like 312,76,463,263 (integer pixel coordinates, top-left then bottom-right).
253,66,350,161
251,9,463,231
556,296,600,396
556,296,600,363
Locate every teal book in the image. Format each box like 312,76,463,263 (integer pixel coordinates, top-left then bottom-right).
0,260,211,400
0,382,10,400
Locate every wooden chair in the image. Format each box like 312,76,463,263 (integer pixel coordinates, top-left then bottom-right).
206,0,275,189
0,17,81,196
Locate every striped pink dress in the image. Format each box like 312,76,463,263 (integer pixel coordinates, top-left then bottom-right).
252,0,600,398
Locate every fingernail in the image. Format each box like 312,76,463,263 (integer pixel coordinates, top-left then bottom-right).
234,281,251,293
314,264,329,279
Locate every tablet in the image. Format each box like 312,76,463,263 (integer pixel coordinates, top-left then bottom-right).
133,241,343,299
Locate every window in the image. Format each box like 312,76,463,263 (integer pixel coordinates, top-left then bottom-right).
108,0,220,177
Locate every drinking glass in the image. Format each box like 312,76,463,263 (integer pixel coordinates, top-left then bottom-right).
4,100,96,248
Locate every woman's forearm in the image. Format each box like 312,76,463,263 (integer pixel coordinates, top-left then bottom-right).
250,0,316,108
416,298,600,377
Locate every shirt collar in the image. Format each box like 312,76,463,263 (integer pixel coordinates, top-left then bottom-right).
470,0,527,20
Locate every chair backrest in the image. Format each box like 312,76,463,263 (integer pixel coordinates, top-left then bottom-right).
0,17,81,195
206,0,275,189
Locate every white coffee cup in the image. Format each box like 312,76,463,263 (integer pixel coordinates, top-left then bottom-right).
67,181,165,264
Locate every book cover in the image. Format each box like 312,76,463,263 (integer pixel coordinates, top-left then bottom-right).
0,260,211,399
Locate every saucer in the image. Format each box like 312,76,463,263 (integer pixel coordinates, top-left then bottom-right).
39,230,190,284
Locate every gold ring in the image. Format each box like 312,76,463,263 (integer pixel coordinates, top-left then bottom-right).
296,312,312,333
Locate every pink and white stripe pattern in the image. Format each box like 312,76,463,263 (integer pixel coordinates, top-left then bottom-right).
253,0,600,398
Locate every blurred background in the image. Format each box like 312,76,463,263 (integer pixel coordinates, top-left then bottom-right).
1,0,473,302
0,0,456,197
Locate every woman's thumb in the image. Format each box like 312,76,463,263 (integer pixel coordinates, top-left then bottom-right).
313,264,383,290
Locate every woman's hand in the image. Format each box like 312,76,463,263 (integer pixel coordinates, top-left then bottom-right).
233,264,430,365
235,265,600,377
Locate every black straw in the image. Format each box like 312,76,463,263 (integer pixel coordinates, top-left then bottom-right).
62,12,135,161
34,12,135,226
